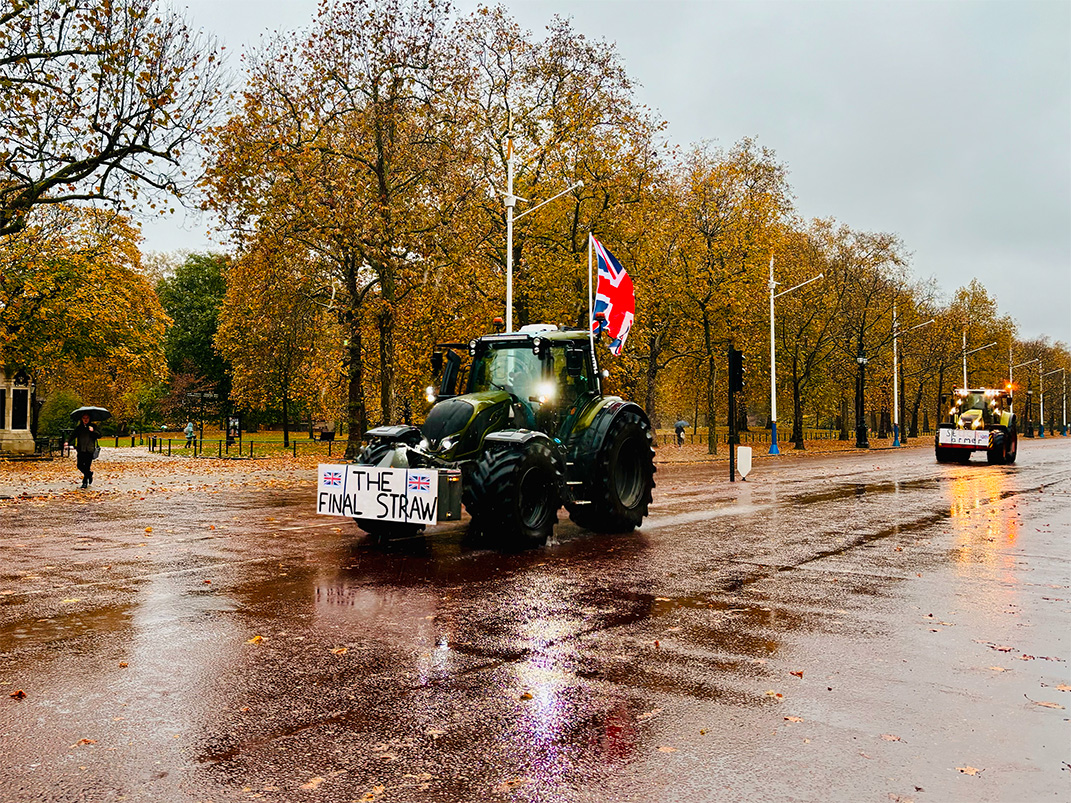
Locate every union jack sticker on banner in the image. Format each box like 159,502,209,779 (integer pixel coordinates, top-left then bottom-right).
407,473,432,493
591,235,635,356
322,471,342,486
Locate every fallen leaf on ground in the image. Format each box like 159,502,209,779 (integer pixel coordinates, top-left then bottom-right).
74,738,96,746
118,662,128,668
1055,684,1071,692
987,666,1008,672
765,690,784,699
495,777,528,792
657,746,677,753
144,526,152,533
1031,700,1064,709
881,734,901,741
636,708,662,721
519,692,533,700
784,716,803,723
9,689,26,699
790,671,804,678
957,766,982,775
300,777,325,790
331,647,348,655
246,635,263,644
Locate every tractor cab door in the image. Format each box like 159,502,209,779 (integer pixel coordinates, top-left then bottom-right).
545,343,597,441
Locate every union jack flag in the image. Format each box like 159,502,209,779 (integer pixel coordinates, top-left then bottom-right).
407,474,431,493
323,471,342,486
591,235,634,356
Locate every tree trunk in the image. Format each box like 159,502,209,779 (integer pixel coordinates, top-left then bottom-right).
839,395,850,440
282,389,290,449
706,352,717,454
791,376,805,449
377,303,394,426
344,317,368,461
644,332,661,425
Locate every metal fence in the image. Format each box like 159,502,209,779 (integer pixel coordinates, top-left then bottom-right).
148,435,343,459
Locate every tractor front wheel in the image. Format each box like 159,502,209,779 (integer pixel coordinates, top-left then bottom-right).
467,440,561,546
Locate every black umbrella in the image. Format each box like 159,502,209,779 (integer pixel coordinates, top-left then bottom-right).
70,406,111,423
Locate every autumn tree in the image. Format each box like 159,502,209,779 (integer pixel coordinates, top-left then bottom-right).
207,0,478,457
0,0,226,237
0,205,169,427
156,253,229,388
215,239,325,447
771,220,848,449
460,7,666,334
673,140,792,451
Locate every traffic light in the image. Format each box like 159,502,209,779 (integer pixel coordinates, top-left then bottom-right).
728,348,745,393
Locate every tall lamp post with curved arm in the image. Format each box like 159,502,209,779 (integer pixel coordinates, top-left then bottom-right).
767,257,823,455
891,306,933,447
1041,367,1065,438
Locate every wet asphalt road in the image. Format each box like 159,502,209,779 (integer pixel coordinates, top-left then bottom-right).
1,439,1069,803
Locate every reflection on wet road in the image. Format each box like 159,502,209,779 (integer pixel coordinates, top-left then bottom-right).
0,440,1068,802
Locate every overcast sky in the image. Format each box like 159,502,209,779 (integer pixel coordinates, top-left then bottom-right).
149,0,1071,345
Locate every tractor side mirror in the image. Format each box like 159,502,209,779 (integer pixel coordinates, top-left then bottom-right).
940,394,947,407
566,348,585,376
440,350,462,397
431,351,443,378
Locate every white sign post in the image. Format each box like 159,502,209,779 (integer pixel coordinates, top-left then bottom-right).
737,446,753,480
316,464,439,525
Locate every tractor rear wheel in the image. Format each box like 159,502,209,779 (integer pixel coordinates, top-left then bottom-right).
1005,427,1018,464
466,439,561,546
569,408,656,532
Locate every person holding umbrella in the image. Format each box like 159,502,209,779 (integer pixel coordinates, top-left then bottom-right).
66,406,109,489
674,418,688,448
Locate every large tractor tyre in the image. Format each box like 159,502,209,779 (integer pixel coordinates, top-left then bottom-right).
986,438,1006,465
1005,426,1018,464
352,444,425,541
955,450,973,464
935,445,955,463
569,409,656,533
466,440,561,546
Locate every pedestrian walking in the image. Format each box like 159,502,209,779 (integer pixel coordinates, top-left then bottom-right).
66,407,108,489
184,420,195,448
674,418,688,448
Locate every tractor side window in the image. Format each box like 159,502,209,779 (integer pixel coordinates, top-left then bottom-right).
551,346,590,409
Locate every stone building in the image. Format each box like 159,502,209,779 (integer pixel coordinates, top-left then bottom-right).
0,368,35,454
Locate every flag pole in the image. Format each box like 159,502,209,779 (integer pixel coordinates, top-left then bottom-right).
588,233,595,364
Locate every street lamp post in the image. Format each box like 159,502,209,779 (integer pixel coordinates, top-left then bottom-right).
499,122,582,333
1010,356,1038,414
767,257,823,454
891,306,933,447
1040,366,1065,438
961,334,997,388
855,344,869,449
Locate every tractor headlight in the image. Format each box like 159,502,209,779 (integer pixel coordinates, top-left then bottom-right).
425,386,436,404
419,439,430,450
536,382,555,404
441,438,454,452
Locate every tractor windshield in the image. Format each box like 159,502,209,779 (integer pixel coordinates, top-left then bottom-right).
468,346,544,399
957,392,986,412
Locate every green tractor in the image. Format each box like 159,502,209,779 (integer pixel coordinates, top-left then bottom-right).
354,323,656,546
935,387,1018,465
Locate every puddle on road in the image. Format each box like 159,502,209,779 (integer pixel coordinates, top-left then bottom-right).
0,602,135,653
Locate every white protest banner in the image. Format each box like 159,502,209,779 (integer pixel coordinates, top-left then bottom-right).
937,429,989,448
317,464,438,524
